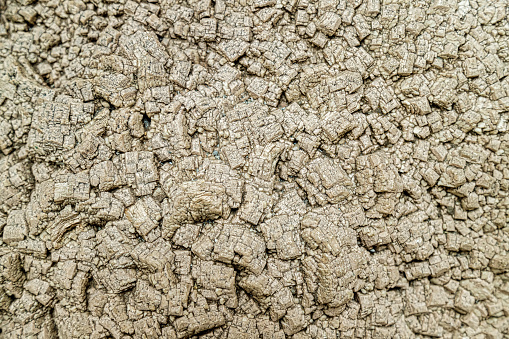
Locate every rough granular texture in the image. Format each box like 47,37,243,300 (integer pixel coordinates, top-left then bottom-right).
1,0,509,337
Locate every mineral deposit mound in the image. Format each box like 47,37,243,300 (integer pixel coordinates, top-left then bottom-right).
0,0,508,337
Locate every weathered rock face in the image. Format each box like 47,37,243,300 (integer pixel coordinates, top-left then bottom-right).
1,0,509,338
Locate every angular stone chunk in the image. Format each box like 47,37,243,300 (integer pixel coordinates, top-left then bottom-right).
239,272,283,300
131,238,174,272
321,110,357,143
172,223,201,248
192,260,237,308
421,167,440,187
0,159,34,213
165,179,230,226
438,166,466,188
228,316,259,339
247,142,285,180
198,160,244,208
211,223,267,274
94,73,132,103
96,224,136,262
260,214,303,260
373,165,403,193
164,277,193,316
454,288,475,314
54,309,93,338
170,61,192,88
16,239,47,257
358,220,391,248
404,261,431,281
118,151,159,196
175,310,226,338
134,279,162,310
89,161,123,191
247,77,269,99
330,71,363,93
456,110,481,133
134,317,162,338
402,97,432,115
217,65,241,84
238,185,273,225
316,12,341,35
92,267,137,294
281,305,308,335
298,157,353,205
430,77,458,109
3,210,27,244
27,100,77,158
489,254,509,272
257,316,286,339
218,39,250,62
53,171,90,203
460,279,494,301
125,196,162,239
365,77,399,114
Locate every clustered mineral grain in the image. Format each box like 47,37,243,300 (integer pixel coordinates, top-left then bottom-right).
0,0,508,338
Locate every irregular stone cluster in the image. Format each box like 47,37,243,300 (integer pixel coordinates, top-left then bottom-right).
0,0,509,338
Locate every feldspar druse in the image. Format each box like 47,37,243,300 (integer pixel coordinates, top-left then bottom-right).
0,0,509,338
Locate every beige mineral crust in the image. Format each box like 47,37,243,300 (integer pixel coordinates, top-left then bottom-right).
1,0,509,338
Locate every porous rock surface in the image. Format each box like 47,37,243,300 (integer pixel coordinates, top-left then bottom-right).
0,0,509,338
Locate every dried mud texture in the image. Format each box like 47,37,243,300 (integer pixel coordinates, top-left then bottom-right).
1,0,509,338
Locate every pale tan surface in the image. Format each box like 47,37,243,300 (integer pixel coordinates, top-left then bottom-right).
0,0,509,338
